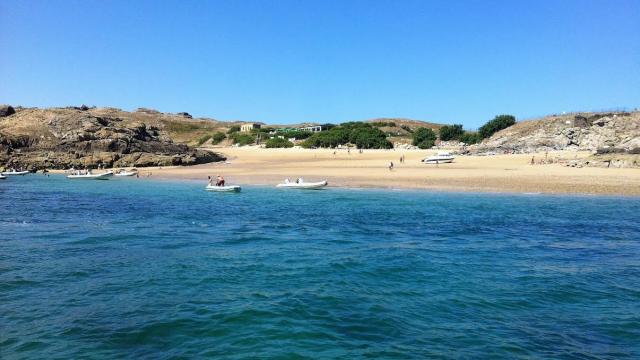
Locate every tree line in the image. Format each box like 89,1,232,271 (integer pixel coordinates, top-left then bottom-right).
199,114,516,149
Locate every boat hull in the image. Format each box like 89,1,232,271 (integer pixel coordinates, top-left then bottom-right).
205,185,241,192
423,158,454,164
67,172,114,180
1,171,30,176
276,180,328,189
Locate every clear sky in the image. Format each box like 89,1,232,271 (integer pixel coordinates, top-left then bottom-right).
1,0,638,128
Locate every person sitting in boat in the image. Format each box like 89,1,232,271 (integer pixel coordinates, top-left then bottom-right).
216,175,225,187
208,176,213,186
284,178,290,184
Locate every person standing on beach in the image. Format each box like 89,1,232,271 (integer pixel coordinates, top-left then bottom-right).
389,161,394,171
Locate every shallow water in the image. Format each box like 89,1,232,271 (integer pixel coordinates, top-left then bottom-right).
1,175,639,358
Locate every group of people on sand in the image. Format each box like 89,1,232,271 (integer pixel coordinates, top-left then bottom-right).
208,175,225,187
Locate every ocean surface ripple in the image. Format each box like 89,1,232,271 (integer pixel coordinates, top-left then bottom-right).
1,176,639,359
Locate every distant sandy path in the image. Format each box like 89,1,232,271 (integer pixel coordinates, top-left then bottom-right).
146,147,640,196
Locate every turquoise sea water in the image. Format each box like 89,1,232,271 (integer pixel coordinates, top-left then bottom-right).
1,175,639,359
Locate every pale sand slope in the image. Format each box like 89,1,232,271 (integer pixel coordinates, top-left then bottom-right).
148,147,640,196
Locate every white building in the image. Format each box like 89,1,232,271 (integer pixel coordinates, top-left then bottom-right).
240,123,261,132
299,125,323,132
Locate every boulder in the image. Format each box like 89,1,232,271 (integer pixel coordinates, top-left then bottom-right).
0,105,15,117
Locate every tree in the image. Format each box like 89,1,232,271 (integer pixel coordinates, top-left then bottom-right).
439,124,464,141
459,132,481,145
265,137,294,148
412,127,437,149
227,125,241,134
478,115,516,139
301,122,392,149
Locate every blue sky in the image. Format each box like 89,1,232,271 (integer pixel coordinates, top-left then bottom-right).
1,0,638,128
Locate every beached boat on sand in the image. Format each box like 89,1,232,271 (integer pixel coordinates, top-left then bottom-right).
422,152,455,164
205,184,241,192
276,179,328,189
67,171,114,180
1,170,30,176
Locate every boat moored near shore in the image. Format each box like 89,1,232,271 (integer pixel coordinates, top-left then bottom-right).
1,170,30,176
205,184,241,192
66,171,114,180
277,178,328,189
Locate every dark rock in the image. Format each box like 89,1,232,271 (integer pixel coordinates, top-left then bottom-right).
0,105,16,117
177,112,193,119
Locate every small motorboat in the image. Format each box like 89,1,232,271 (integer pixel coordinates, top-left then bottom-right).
67,171,114,180
422,152,455,164
276,178,328,189
1,170,30,176
0,174,6,180
205,184,241,192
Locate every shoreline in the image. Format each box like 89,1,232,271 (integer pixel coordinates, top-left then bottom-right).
48,147,640,196
136,148,640,197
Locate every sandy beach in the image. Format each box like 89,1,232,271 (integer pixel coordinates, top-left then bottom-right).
139,147,640,196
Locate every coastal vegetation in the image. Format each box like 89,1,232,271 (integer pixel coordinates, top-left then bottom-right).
412,127,437,149
302,122,393,149
274,129,313,140
265,137,294,148
196,131,227,146
479,114,516,139
438,124,464,141
230,133,254,146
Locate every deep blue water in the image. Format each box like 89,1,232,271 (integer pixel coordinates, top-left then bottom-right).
1,175,639,359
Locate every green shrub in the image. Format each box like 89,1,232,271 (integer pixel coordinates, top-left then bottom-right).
211,132,226,144
227,125,241,134
459,132,481,145
412,127,437,149
265,137,294,148
478,115,516,139
230,133,254,146
276,130,313,140
196,134,212,146
439,124,464,141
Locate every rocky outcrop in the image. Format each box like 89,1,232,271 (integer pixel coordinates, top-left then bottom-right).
478,112,640,153
0,105,15,117
0,106,226,170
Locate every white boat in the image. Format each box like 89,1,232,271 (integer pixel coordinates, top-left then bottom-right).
205,184,241,192
1,170,30,176
422,152,455,164
276,179,328,189
66,171,114,180
115,170,137,177
0,174,6,180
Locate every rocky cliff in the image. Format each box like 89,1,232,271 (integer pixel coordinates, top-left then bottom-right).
478,111,640,153
0,106,226,170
